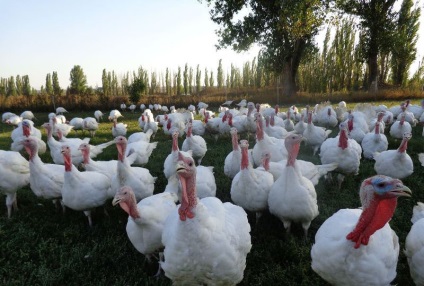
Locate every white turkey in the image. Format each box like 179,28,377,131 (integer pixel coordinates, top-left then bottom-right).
120,103,127,111
129,104,136,113
204,112,221,142
125,138,158,166
21,137,64,206
224,127,242,179
128,129,154,144
10,120,46,155
82,117,99,137
231,140,274,223
50,115,73,137
2,112,17,123
398,102,418,126
316,106,338,128
252,112,288,167
346,113,367,144
186,118,205,136
0,150,30,218
373,133,413,179
405,202,424,285
143,115,158,138
112,136,156,201
61,145,112,226
311,175,411,285
264,116,288,139
389,114,412,139
268,134,319,237
94,110,104,122
112,185,178,274
108,109,123,121
319,122,362,189
20,110,36,121
112,118,127,137
303,111,332,156
181,121,207,165
361,121,388,159
160,151,252,285
5,114,23,127
69,117,84,133
56,107,68,114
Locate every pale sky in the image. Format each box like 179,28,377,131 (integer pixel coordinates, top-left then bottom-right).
0,0,423,89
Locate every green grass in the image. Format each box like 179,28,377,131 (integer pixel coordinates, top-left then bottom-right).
0,103,423,285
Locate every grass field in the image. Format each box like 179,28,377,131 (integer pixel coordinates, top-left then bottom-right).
0,102,423,285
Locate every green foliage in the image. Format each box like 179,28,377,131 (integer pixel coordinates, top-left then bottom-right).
217,59,223,88
45,74,53,95
15,75,22,95
204,68,209,88
7,76,16,96
127,77,146,104
52,71,62,96
196,65,201,94
22,75,31,97
177,67,182,95
183,63,189,95
69,65,88,95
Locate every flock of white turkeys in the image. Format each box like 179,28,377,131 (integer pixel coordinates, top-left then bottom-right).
1,98,424,285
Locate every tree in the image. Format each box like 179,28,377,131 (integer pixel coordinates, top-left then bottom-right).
150,72,157,94
46,73,53,95
22,75,31,97
166,68,171,95
189,66,194,94
16,75,22,95
127,77,146,103
203,0,329,97
177,67,182,95
102,69,109,97
391,0,420,86
204,68,209,88
69,65,87,95
337,0,397,90
52,71,62,96
7,76,16,96
183,63,189,95
210,71,215,87
196,65,201,94
217,59,223,88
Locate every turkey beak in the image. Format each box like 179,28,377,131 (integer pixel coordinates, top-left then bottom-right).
391,184,412,197
112,196,122,206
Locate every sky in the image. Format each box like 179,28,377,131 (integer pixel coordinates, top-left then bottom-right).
0,0,423,89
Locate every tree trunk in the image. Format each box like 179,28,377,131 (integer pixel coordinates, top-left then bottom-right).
368,53,378,92
282,63,296,97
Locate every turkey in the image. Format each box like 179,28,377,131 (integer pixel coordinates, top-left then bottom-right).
398,102,418,126
69,117,84,133
112,136,156,201
20,110,36,121
231,140,274,223
10,120,46,155
405,202,424,285
82,117,99,137
224,127,242,179
389,114,412,139
361,121,388,159
320,122,362,189
129,104,136,113
143,115,158,138
181,121,207,165
112,118,127,137
94,110,104,122
50,115,73,137
61,145,111,226
303,111,332,156
2,112,17,123
316,106,338,128
419,153,424,166
21,137,64,206
252,112,288,167
5,114,23,127
112,185,178,274
128,129,154,144
264,116,288,139
160,151,252,285
120,103,127,111
186,118,205,136
124,138,158,166
108,109,123,121
56,107,68,114
0,150,30,218
311,175,411,285
346,113,367,144
268,134,319,237
373,133,413,179
204,111,221,141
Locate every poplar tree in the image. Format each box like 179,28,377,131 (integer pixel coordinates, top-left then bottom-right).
210,71,215,87
183,64,189,95
204,68,209,88
391,0,420,86
102,69,109,97
45,73,53,95
189,66,193,94
7,76,16,96
15,75,22,95
69,65,87,95
217,59,223,88
52,71,62,96
196,65,201,94
177,67,182,95
22,75,31,97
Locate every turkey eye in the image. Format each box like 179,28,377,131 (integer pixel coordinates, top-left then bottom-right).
377,183,385,188
189,162,193,166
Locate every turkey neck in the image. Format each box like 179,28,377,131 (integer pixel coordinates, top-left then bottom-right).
82,148,90,164
338,129,348,150
374,124,380,135
346,197,397,249
120,195,140,219
398,138,408,153
307,112,312,124
286,142,300,167
64,152,72,172
231,132,239,151
178,172,197,221
270,115,275,126
265,117,270,128
262,156,270,171
187,125,193,137
117,143,126,162
23,124,30,137
172,134,179,152
256,120,264,141
347,118,353,132
240,146,249,170
25,145,36,161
